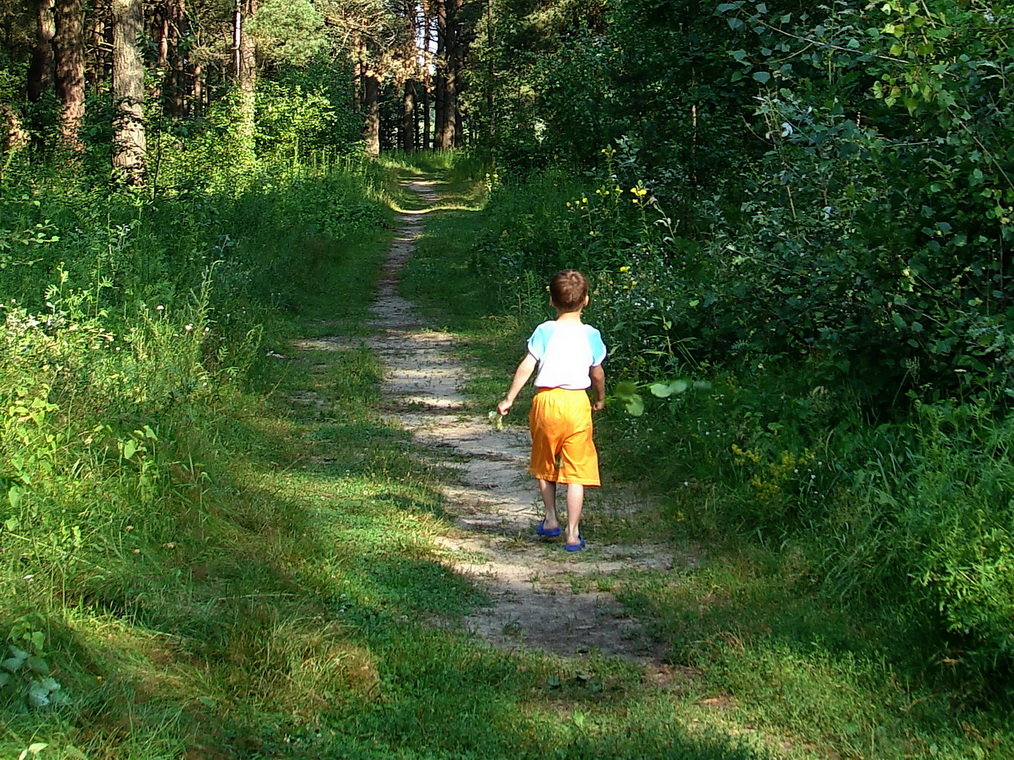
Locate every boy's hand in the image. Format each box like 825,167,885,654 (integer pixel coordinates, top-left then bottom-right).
592,399,605,412
496,398,512,416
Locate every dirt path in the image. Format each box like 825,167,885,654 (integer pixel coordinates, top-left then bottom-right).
362,180,681,670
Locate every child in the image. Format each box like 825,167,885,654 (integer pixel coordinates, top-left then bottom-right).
496,269,607,552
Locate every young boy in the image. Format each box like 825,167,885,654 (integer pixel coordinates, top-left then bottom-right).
496,269,607,552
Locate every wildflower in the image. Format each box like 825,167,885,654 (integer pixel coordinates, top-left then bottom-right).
619,266,630,272
156,305,165,312
184,324,194,332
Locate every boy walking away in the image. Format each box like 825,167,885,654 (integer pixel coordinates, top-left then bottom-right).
496,269,607,552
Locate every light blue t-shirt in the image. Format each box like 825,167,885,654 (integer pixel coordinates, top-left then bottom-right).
527,320,607,390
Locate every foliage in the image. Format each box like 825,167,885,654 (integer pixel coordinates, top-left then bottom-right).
248,0,328,66
404,164,1014,759
462,0,1014,675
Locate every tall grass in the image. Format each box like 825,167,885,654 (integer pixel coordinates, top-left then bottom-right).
399,159,1014,759
0,109,395,752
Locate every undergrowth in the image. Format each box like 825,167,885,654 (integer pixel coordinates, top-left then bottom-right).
400,157,1014,760
0,143,788,759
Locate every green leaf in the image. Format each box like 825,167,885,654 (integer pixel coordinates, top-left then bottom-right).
27,683,51,708
651,380,689,398
18,744,48,760
753,71,772,84
649,382,667,398
122,439,138,460
613,381,639,399
624,395,645,417
26,657,49,675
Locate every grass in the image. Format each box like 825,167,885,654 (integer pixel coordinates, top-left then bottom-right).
397,160,1014,760
0,153,784,759
4,150,1009,759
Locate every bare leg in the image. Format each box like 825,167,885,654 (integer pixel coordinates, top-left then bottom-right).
564,483,584,546
538,479,559,530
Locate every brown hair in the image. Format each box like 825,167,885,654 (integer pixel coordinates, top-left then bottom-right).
549,269,589,312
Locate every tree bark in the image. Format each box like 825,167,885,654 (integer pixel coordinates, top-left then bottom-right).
87,4,110,90
433,0,447,147
364,70,380,155
402,79,416,152
421,10,431,150
156,2,169,70
1,105,30,155
53,0,86,150
434,0,469,149
112,0,146,184
234,0,257,157
28,0,56,104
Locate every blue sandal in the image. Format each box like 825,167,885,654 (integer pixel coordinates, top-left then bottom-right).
564,537,587,552
535,521,562,538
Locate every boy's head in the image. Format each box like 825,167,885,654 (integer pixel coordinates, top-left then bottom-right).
550,269,590,312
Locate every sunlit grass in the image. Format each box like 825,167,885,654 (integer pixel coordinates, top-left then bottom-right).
395,161,1014,760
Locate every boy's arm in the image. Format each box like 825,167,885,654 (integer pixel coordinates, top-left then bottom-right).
497,353,538,416
590,364,606,412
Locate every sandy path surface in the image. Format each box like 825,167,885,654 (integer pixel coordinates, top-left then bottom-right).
361,180,680,668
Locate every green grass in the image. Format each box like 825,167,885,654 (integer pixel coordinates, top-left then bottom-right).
4,152,1010,760
0,153,780,760
397,161,1014,760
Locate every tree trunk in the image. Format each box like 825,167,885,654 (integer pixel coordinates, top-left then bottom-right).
402,79,416,152
156,2,169,70
1,105,30,155
364,71,380,155
87,5,110,90
112,0,146,184
53,0,86,150
192,61,203,115
27,0,56,104
163,0,190,118
234,0,257,158
438,69,456,148
421,13,431,150
433,0,467,149
433,0,448,147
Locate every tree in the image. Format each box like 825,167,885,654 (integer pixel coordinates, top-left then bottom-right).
27,0,55,104
111,0,146,184
433,0,479,148
234,0,257,157
53,0,85,149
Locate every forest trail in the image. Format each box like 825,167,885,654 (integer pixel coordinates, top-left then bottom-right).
359,179,685,677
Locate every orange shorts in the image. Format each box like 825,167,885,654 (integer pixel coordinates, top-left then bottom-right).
528,388,600,486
